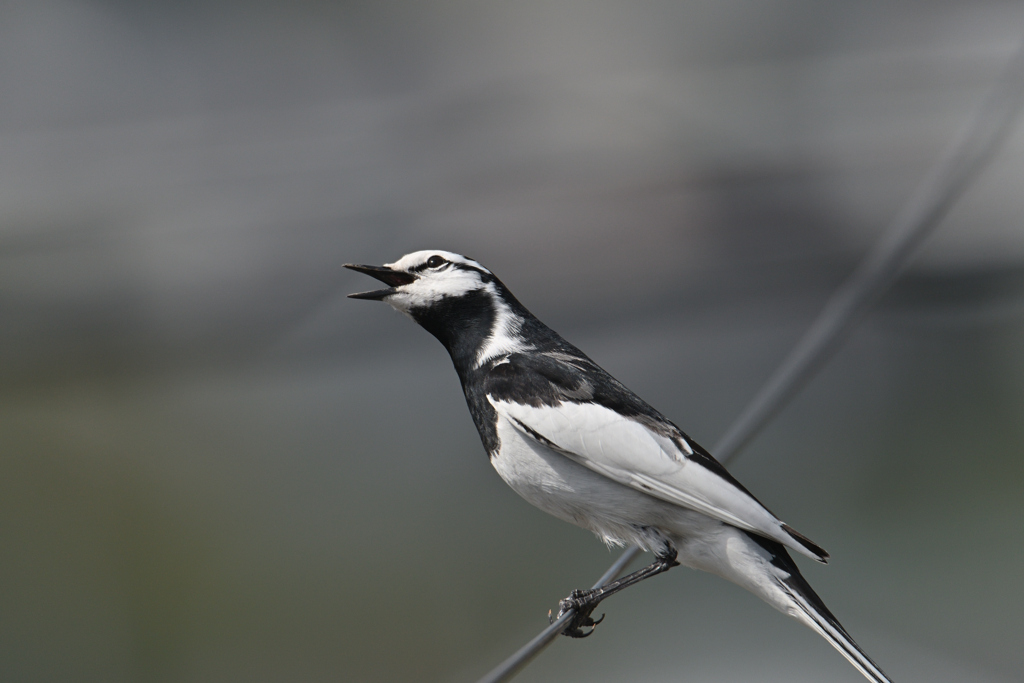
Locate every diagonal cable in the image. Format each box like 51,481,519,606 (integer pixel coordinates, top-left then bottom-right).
713,42,1024,462
475,41,1024,683
476,546,643,683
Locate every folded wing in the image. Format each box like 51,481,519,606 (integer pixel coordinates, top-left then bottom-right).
484,353,827,563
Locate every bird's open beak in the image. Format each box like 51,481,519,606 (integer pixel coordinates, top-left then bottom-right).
344,264,418,300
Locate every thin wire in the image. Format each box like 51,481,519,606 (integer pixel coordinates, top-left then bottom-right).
474,41,1024,683
476,546,643,683
713,42,1024,462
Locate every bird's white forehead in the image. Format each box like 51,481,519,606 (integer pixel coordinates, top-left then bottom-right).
385,250,491,274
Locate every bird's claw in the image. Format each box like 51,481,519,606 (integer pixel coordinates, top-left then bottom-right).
552,589,606,638
563,611,604,638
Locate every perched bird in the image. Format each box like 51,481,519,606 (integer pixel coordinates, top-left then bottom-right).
347,250,891,683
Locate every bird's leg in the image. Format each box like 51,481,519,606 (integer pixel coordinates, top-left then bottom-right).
554,549,680,638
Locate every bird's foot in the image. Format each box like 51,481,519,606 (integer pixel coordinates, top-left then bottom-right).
548,549,678,638
551,589,606,638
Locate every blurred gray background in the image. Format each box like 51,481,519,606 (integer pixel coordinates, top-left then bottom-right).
2,1,1023,682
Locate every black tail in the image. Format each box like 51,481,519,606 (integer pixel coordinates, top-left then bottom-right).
750,534,892,683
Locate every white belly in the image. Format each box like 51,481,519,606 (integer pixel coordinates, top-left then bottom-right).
489,414,805,618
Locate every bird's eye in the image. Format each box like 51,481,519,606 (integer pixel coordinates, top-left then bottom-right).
426,255,447,269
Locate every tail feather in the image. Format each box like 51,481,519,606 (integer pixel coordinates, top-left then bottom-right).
779,561,891,683
742,532,891,683
783,583,891,683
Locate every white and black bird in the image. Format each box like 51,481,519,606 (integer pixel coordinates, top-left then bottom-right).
346,250,891,683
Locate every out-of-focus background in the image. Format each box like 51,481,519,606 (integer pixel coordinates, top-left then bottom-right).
2,1,1023,682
